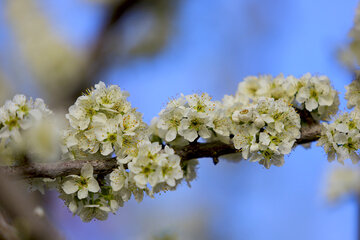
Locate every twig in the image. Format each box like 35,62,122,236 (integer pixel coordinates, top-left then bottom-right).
69,0,142,104
0,122,321,179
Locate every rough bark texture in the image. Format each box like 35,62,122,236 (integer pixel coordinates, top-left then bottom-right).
0,122,322,179
0,175,63,240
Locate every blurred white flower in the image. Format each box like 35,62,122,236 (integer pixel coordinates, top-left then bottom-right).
345,77,360,110
326,167,360,202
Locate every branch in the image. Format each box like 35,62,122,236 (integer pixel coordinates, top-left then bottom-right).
0,210,19,240
0,122,321,179
0,174,62,240
69,0,142,105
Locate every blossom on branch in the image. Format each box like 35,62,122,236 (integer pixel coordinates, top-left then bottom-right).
230,98,301,168
0,94,58,163
317,111,360,164
0,73,343,222
63,81,147,161
235,73,339,121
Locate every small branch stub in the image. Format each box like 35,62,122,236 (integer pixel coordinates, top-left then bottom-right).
213,157,219,165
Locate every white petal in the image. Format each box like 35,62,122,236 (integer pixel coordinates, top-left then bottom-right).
199,127,211,139
101,142,113,156
335,123,349,133
305,98,318,111
334,132,347,145
167,178,176,187
165,128,177,142
350,152,360,164
62,180,78,194
134,174,147,188
77,188,89,199
78,118,91,131
319,94,334,106
69,201,78,214
10,129,22,142
259,132,270,146
183,129,198,142
29,109,42,121
110,200,119,212
65,135,78,148
13,94,26,105
148,174,159,187
92,113,107,124
87,178,100,193
20,119,33,130
296,88,310,103
250,143,259,152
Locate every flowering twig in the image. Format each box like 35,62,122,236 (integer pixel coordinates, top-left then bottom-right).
0,122,321,179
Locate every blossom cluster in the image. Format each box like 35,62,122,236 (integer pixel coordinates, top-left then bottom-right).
151,91,301,168
63,81,147,161
0,74,344,222
0,94,57,163
236,73,339,121
58,140,186,222
317,111,360,164
151,93,231,144
229,97,301,168
59,82,191,221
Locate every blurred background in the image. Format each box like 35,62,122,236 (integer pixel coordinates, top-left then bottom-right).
0,0,359,239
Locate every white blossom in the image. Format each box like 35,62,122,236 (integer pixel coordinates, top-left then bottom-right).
234,73,338,121
62,163,100,199
0,94,52,141
79,203,110,222
127,141,184,189
0,94,58,163
295,74,338,120
110,166,128,191
236,75,271,100
154,93,227,144
231,98,300,168
345,78,360,110
326,167,360,202
63,81,147,161
159,146,184,187
179,109,212,142
317,111,360,164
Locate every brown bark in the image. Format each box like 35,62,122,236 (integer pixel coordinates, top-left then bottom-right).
0,122,321,179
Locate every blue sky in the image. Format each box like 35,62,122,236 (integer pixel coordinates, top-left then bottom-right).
1,0,360,239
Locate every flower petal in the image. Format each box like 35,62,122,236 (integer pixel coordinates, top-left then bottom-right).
62,180,78,194
88,178,100,193
78,188,89,199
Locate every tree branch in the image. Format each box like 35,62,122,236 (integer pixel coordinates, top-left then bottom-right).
69,0,142,105
0,210,19,240
0,122,322,179
0,175,62,240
